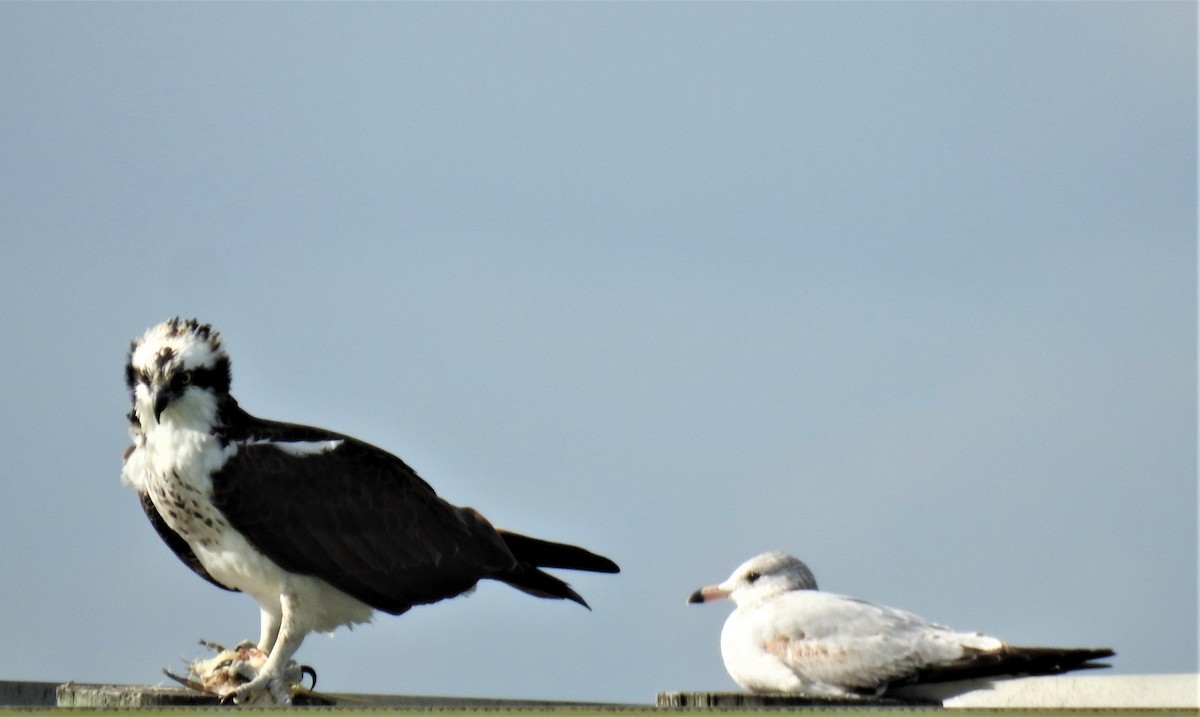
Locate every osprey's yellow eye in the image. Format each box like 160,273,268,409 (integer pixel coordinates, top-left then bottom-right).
180,371,193,385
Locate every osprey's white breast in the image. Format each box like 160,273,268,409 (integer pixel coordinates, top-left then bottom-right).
139,421,376,633
143,422,233,547
139,421,291,608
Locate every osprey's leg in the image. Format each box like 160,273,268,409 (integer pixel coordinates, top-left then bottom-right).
257,606,282,654
228,592,307,705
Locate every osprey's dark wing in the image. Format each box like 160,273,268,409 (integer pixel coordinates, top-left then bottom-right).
138,489,238,592
210,404,616,614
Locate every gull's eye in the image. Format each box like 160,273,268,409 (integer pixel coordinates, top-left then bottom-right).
745,571,761,583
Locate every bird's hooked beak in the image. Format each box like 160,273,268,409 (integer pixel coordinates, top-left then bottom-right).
152,388,173,423
688,584,731,604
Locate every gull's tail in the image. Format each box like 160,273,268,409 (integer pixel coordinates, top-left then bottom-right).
905,645,1115,687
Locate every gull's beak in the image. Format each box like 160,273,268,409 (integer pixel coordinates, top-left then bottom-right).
688,584,731,604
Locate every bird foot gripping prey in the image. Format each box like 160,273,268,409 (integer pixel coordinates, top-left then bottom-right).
163,640,317,705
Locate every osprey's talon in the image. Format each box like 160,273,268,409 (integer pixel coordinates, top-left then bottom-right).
225,671,293,706
300,665,318,690
179,641,309,705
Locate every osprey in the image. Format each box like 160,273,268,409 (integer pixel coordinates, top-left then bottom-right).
689,552,1113,700
122,318,619,704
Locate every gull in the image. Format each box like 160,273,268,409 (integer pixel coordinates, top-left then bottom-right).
688,552,1113,699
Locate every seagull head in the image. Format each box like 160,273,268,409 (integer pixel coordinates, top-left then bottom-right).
688,551,819,609
126,318,231,428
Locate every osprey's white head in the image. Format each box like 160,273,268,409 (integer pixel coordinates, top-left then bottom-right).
689,552,819,609
126,318,231,429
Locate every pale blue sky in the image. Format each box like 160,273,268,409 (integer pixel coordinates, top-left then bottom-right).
0,2,1194,703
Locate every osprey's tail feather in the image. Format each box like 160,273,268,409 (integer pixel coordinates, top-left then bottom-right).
494,530,620,609
498,530,620,573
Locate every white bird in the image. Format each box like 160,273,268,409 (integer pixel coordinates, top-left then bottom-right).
688,552,1113,699
122,318,618,704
